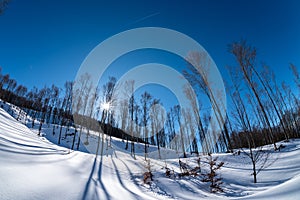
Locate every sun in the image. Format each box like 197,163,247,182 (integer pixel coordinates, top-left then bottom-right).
102,102,110,110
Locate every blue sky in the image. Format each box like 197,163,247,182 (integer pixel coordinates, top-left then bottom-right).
0,0,299,104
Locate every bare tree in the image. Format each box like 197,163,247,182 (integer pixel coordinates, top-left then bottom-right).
15,85,28,121
229,40,278,150
282,82,300,138
202,154,224,193
290,63,300,93
182,107,198,155
140,91,152,160
83,86,98,146
102,77,116,147
74,74,93,149
239,131,271,183
134,101,141,143
125,80,136,157
45,85,59,125
58,81,73,145
95,76,116,156
150,100,165,159
37,87,51,136
184,85,207,154
184,51,232,153
166,107,178,152
173,105,187,158
50,86,60,134
119,99,129,142
0,0,10,15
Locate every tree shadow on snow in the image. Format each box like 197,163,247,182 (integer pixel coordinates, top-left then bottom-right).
82,155,110,200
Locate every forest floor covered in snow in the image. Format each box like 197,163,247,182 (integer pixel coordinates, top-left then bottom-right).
1,102,300,200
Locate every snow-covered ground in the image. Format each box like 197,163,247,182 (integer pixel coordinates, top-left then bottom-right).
1,103,300,200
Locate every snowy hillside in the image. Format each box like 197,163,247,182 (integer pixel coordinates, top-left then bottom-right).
1,105,300,200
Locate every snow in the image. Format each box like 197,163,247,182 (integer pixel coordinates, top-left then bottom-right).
1,103,300,200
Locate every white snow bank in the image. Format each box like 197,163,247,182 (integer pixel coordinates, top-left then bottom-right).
1,103,300,200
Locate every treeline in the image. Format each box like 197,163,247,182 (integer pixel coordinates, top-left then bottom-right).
1,40,300,157
0,69,75,144
71,75,182,159
0,69,145,149
184,41,300,153
71,74,220,159
227,41,300,150
72,40,300,159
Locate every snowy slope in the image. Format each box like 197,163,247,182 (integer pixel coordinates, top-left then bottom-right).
0,107,158,200
1,105,300,200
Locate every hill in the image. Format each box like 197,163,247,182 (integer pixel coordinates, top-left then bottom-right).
0,103,300,199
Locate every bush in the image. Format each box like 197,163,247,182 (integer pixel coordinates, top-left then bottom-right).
202,154,224,193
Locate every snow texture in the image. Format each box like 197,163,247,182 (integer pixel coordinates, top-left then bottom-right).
1,102,300,200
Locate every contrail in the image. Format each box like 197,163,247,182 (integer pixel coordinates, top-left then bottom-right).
124,12,160,28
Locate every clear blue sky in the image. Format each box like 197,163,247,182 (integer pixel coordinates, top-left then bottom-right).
0,0,299,96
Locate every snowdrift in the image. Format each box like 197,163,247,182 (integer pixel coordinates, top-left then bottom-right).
1,104,300,200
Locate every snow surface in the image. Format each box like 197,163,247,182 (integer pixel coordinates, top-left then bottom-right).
1,103,300,200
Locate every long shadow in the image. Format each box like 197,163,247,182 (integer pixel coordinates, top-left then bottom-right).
0,140,70,157
173,178,199,194
118,157,177,199
111,158,139,200
153,178,182,199
0,145,69,156
81,156,98,200
0,147,79,165
0,121,31,135
0,135,67,152
0,115,37,135
82,155,110,200
97,155,110,200
117,158,140,187
117,157,156,194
